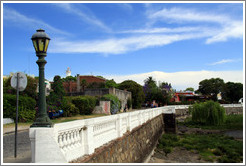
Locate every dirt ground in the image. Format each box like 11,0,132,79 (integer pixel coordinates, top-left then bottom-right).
149,147,207,163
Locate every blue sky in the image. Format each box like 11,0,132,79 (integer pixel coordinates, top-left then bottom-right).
2,2,244,90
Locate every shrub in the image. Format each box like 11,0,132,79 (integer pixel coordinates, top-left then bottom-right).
72,96,97,115
18,107,36,122
101,94,121,114
189,100,225,125
61,102,79,117
3,94,36,122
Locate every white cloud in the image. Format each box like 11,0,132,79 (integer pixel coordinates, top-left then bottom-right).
49,33,206,54
148,7,243,44
205,21,243,44
208,59,241,66
53,3,111,32
103,70,243,91
149,7,230,24
3,7,71,36
119,26,203,34
117,3,133,12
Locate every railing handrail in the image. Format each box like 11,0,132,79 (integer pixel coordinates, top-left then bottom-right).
31,103,242,162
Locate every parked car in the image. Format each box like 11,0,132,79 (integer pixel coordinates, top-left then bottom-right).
48,110,64,119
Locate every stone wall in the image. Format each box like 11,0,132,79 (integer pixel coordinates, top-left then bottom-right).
114,89,132,110
84,88,131,111
175,106,243,118
93,101,111,115
84,88,110,96
224,107,243,115
175,108,189,118
72,114,164,163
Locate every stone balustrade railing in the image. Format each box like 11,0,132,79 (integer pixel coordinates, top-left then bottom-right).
30,106,175,163
29,103,242,163
168,104,243,110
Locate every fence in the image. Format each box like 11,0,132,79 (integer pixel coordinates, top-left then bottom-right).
29,103,242,163
29,106,174,163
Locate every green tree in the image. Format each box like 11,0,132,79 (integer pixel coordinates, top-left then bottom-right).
223,82,243,103
22,75,38,98
47,75,65,109
63,75,77,82
143,77,171,105
159,82,173,105
118,80,145,109
198,78,225,101
185,87,194,92
143,76,158,102
189,100,225,125
51,75,65,99
87,82,106,89
3,74,38,99
105,79,118,88
3,76,13,94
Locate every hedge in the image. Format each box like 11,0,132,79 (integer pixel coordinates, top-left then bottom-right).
71,96,97,115
3,94,36,122
61,102,79,117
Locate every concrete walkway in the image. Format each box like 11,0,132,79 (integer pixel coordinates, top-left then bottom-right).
3,124,31,163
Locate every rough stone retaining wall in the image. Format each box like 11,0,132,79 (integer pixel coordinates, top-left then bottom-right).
224,107,243,115
175,106,243,118
71,114,165,163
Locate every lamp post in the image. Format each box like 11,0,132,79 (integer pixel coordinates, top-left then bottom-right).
30,29,53,127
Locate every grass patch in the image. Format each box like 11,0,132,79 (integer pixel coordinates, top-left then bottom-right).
157,133,243,163
3,122,32,128
3,114,109,127
50,114,108,123
179,114,243,130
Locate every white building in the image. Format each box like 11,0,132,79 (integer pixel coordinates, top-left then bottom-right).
66,67,71,77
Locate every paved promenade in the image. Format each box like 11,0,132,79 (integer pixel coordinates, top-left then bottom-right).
3,125,31,163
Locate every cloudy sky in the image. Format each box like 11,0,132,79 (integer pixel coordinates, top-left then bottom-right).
2,2,244,91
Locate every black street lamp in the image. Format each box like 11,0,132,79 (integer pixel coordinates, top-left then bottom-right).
30,29,53,128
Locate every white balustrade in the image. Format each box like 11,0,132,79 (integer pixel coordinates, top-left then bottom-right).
221,104,243,108
30,103,243,163
30,105,199,163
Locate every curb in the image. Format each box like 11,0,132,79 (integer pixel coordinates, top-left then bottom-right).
3,129,29,136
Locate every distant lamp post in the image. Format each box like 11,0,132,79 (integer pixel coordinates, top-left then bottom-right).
30,29,53,127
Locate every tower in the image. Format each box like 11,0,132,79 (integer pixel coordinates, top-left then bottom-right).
66,67,71,77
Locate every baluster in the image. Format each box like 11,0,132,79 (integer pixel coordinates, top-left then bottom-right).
77,129,82,145
64,132,69,152
74,129,79,146
58,134,64,153
75,129,79,146
74,129,78,146
70,130,75,148
67,131,72,150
